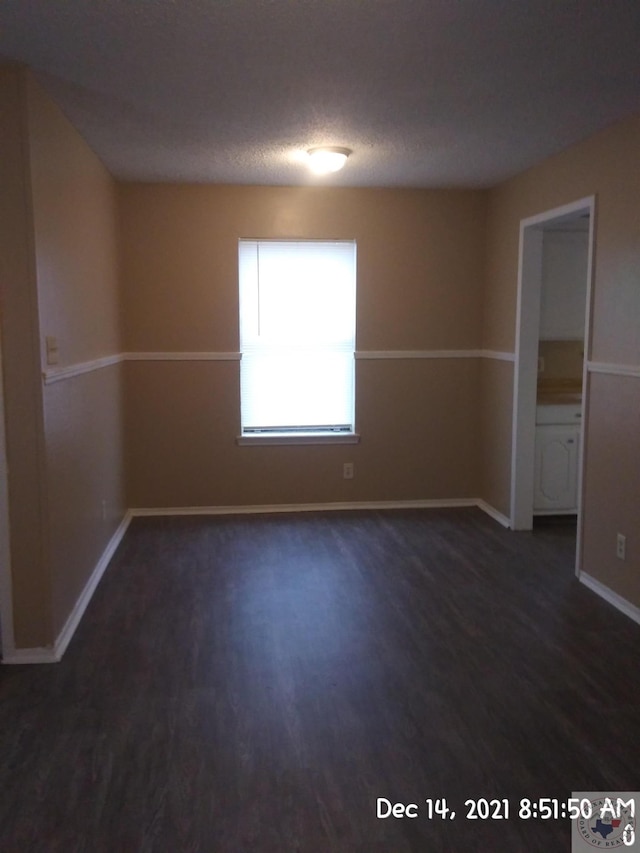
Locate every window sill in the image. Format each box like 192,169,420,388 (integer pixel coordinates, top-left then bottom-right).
236,432,360,446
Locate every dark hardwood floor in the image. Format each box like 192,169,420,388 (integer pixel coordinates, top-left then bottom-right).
1,508,638,852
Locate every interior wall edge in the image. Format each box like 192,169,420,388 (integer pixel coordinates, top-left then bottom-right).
23,70,127,649
0,65,54,649
1,508,131,663
52,509,132,659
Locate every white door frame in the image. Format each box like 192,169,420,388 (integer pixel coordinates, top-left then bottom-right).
510,196,596,568
0,322,15,659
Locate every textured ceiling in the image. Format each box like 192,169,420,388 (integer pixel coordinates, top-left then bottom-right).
1,1,639,187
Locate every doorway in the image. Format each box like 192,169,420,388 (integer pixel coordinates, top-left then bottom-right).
510,196,595,576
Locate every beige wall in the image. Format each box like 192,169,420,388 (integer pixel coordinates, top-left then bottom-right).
538,341,584,383
118,185,486,507
582,373,640,604
0,67,51,647
26,75,126,640
484,114,640,604
120,186,486,352
42,367,125,636
480,359,513,515
0,68,125,649
484,116,640,359
27,79,122,365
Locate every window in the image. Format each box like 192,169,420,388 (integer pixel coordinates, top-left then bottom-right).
238,239,357,441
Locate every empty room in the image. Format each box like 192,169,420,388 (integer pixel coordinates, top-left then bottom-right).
1,2,639,851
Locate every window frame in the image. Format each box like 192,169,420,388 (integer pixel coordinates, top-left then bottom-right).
236,238,359,445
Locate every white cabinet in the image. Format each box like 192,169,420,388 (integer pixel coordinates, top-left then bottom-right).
534,424,580,513
534,403,582,514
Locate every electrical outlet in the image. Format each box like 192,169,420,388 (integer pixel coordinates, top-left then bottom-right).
616,533,626,560
343,462,354,480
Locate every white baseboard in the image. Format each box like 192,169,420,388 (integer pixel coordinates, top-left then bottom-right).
132,498,510,527
53,511,133,659
579,572,640,626
476,500,511,528
2,510,132,665
1,646,59,665
2,498,511,665
131,498,483,517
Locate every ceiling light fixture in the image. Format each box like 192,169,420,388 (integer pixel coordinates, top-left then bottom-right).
307,147,352,175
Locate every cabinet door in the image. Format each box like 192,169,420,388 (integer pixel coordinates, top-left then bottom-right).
534,425,580,511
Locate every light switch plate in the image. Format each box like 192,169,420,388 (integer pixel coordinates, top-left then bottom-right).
45,336,59,366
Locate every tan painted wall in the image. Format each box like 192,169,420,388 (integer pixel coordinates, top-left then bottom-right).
27,78,122,365
483,114,640,604
26,76,126,639
480,359,513,515
0,67,51,647
119,185,486,507
582,373,640,603
538,341,584,383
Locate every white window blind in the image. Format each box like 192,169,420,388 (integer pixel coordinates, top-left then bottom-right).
239,239,357,434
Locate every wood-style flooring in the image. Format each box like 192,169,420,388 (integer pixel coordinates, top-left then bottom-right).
1,508,639,852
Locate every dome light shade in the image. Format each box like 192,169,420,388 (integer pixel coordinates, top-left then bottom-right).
307,147,351,174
